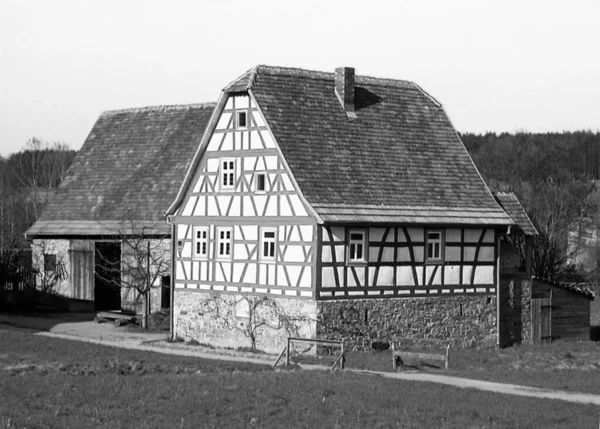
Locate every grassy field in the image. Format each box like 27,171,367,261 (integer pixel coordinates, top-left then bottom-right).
2,327,600,428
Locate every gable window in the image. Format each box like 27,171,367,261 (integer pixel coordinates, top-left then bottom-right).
426,230,443,262
193,227,209,259
220,159,236,190
217,228,233,259
255,172,266,192
261,228,277,261
236,111,247,129
348,230,367,263
44,254,57,272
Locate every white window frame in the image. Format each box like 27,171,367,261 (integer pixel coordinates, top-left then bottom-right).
260,228,277,261
236,110,248,129
220,158,236,191
193,226,209,260
216,227,233,260
426,230,444,262
348,230,367,264
254,172,267,193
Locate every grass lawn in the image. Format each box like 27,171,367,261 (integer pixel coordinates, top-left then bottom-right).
1,328,600,428
333,340,600,395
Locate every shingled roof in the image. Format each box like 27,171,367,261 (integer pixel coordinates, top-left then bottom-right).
27,104,215,237
494,192,538,236
210,65,512,224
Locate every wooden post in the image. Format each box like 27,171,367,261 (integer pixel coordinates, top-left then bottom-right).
285,337,290,366
445,343,450,370
340,342,345,370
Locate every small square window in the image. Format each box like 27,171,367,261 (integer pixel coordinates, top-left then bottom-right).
426,230,443,261
255,173,266,192
348,230,367,263
44,254,57,272
236,111,247,129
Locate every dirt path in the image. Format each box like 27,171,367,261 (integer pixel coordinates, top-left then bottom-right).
3,314,600,405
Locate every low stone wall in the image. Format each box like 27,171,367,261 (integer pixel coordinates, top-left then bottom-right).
498,274,532,347
173,291,317,354
316,295,497,351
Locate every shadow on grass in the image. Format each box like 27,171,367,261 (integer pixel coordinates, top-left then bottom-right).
0,311,95,332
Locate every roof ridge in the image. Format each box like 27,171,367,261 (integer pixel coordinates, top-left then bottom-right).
249,65,415,88
100,103,216,117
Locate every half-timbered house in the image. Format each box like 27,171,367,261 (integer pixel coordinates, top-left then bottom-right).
26,104,214,313
166,65,516,352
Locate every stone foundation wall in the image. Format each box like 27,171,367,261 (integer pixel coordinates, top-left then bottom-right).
317,295,497,350
173,291,317,353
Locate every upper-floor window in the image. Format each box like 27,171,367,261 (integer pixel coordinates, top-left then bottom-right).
261,228,276,260
220,159,236,190
348,230,367,263
193,227,209,259
217,228,233,259
255,172,266,192
426,230,443,261
236,111,247,129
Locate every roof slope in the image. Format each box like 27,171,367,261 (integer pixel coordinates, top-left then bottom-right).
494,192,538,236
27,104,215,237
227,66,512,225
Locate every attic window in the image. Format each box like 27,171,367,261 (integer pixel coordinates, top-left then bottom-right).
255,173,266,192
236,111,247,129
348,230,367,263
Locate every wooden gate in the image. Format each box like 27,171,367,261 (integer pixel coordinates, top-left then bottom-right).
532,291,552,345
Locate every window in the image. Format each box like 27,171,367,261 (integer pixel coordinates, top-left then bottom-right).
193,227,209,259
255,172,266,192
217,228,233,259
220,159,235,190
426,230,443,261
236,111,247,129
261,229,276,260
348,230,367,263
44,254,57,272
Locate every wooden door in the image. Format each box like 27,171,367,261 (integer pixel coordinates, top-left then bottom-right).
532,292,552,345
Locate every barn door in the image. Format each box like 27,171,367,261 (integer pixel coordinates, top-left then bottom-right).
532,292,552,345
69,240,94,301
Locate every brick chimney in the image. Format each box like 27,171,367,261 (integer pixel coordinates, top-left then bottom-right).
334,67,357,118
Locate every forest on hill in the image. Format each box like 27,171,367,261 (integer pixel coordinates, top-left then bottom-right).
0,138,77,249
461,131,600,283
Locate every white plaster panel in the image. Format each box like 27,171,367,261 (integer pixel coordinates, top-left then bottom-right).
280,199,293,216
321,267,336,287
243,157,257,171
232,262,245,283
281,174,293,191
265,156,278,170
464,247,476,262
329,227,345,242
277,266,289,286
367,266,376,287
177,225,189,240
381,247,394,262
321,245,332,263
396,247,410,262
446,246,461,262
234,244,248,260
265,196,278,216
286,265,302,287
334,245,345,263
182,196,197,216
225,96,234,109
241,225,258,241
289,195,308,216
258,264,266,284
483,229,494,243
378,267,394,285
254,195,267,215
299,267,312,287
242,263,257,284
268,264,276,285
216,112,232,130
426,265,442,285
193,196,206,216
299,226,313,241
250,134,264,150
200,261,208,282
465,229,483,242
217,196,232,214
474,266,494,284
368,247,378,263
192,175,203,194
288,226,301,242
175,261,185,280
206,134,221,152
235,95,250,108
407,228,424,242
479,246,495,262
414,267,423,286
447,228,461,242
227,196,241,216
282,245,305,263
242,196,255,216
252,111,265,127
182,242,192,259
192,261,200,280
462,266,473,284
261,130,276,148
397,228,407,242
206,158,220,172
444,265,460,285
369,228,384,242
413,247,424,263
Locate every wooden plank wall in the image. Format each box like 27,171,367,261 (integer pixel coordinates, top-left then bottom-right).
69,240,94,301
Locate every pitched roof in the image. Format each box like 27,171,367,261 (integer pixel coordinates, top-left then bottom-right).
221,65,512,225
494,192,538,236
533,278,595,300
27,104,215,237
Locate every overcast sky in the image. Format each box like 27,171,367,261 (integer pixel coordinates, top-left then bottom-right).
1,0,599,156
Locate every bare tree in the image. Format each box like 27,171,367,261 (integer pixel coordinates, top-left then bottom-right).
95,219,170,328
30,240,68,294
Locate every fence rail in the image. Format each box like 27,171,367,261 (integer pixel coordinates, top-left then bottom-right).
273,337,345,370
